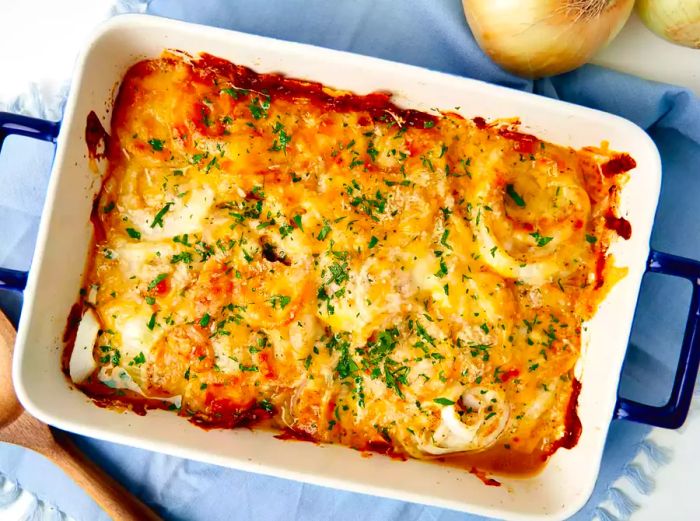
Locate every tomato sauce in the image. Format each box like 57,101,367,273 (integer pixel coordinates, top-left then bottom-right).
604,212,632,240
601,153,636,177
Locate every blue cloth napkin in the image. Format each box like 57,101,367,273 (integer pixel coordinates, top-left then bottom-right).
1,1,700,520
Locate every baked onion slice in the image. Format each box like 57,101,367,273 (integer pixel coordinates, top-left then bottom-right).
419,387,509,455
470,158,591,284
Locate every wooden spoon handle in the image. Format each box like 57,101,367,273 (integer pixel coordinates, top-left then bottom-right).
46,430,162,521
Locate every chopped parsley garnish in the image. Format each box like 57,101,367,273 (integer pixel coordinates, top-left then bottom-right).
585,234,597,244
433,397,455,406
200,313,211,327
103,201,115,213
125,227,141,240
248,96,270,120
292,214,304,232
440,229,452,250
506,184,526,207
129,352,146,366
317,222,331,241
221,87,246,99
327,260,349,285
330,333,358,379
434,257,448,278
366,142,379,162
171,251,193,264
151,202,173,228
279,223,294,237
146,313,157,331
270,121,291,153
415,322,436,346
148,138,164,151
347,183,387,218
269,294,291,309
530,231,554,247
368,236,379,249
259,399,274,413
349,157,365,169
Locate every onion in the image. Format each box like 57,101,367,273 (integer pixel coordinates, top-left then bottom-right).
637,0,700,48
462,0,635,78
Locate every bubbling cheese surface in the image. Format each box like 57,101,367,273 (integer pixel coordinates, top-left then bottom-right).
67,52,634,475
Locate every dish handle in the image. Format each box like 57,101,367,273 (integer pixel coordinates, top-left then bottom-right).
0,112,60,293
615,249,700,429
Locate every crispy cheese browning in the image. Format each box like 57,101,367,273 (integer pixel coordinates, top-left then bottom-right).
65,52,635,475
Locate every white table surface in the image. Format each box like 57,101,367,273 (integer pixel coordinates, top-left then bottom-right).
594,13,700,96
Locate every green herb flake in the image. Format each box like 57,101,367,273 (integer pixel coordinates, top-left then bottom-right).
200,313,211,327
126,227,141,240
151,202,173,228
249,97,270,120
129,352,146,366
367,142,379,162
148,138,164,152
368,236,379,249
506,184,526,207
269,295,292,309
292,214,304,232
530,231,554,247
440,229,452,250
433,397,454,406
221,87,240,99
171,251,193,264
259,399,274,413
434,257,448,278
270,121,292,153
317,223,331,241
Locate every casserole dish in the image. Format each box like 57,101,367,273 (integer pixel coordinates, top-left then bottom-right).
2,14,699,520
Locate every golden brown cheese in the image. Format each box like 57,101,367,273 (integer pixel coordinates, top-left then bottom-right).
66,51,634,476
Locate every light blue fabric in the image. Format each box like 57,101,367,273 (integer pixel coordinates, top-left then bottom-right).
1,1,700,519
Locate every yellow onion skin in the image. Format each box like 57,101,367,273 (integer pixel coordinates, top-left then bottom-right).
637,0,700,48
462,0,635,78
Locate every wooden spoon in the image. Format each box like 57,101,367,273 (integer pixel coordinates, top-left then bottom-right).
0,310,161,520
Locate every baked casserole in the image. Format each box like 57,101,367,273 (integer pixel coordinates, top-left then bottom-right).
65,51,635,475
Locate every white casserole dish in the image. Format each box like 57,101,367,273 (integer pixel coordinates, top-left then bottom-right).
6,14,699,521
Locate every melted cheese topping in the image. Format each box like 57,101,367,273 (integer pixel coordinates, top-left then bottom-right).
68,52,633,475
